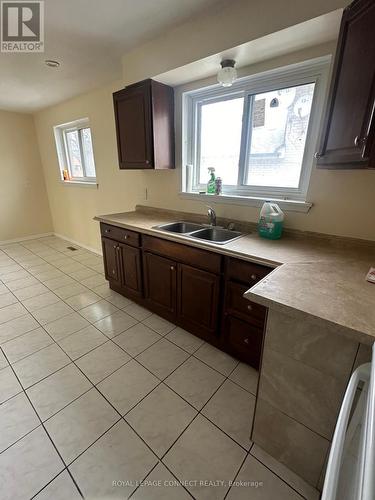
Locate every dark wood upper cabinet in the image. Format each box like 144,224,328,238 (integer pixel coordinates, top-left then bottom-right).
113,79,175,170
317,0,375,168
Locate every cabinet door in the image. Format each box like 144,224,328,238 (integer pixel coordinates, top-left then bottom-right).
223,315,263,370
102,237,120,285
113,81,153,169
118,243,143,298
177,263,220,341
317,0,375,168
143,252,177,320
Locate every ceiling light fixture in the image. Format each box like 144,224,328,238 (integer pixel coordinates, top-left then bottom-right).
45,60,60,68
217,59,237,87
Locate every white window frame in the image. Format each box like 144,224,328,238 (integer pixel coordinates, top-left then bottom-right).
182,57,331,203
54,118,97,184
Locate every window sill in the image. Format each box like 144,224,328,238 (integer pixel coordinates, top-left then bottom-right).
179,192,312,213
60,180,98,189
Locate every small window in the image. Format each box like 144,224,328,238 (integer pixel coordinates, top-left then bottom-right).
183,58,329,201
54,118,97,183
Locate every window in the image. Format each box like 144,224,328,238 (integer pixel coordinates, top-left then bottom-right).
54,118,97,183
183,58,329,202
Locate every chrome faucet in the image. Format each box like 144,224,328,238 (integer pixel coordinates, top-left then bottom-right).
207,206,217,226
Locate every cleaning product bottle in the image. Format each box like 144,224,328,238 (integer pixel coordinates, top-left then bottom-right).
207,167,216,194
258,202,284,239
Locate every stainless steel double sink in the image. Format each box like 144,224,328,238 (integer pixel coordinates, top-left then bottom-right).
153,221,244,245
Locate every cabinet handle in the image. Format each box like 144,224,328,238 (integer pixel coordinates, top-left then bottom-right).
112,269,115,275
244,338,250,344
105,229,111,233
250,274,257,281
116,246,120,252
124,235,128,240
247,304,253,311
145,160,150,165
170,266,175,271
354,135,367,148
314,152,322,159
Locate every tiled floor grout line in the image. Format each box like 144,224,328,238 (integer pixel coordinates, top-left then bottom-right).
0,346,84,499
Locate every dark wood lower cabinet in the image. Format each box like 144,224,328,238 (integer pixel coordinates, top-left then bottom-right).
223,315,263,369
101,223,272,369
177,263,220,341
118,243,142,298
143,251,177,321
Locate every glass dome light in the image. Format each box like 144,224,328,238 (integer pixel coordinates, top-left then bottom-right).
217,59,237,87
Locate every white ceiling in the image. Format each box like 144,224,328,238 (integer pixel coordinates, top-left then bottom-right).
0,0,224,112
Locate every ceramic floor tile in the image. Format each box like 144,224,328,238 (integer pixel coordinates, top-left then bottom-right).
124,302,153,321
0,302,27,325
202,380,255,449
27,363,92,421
229,363,259,396
79,299,118,323
0,366,22,403
67,267,98,280
165,357,225,410
0,392,40,452
54,282,88,300
0,426,64,500
1,327,53,363
80,274,107,289
164,415,246,500
12,283,50,301
58,325,107,360
91,283,113,298
6,276,39,291
0,283,9,295
113,323,160,356
132,462,192,500
45,388,119,464
69,420,157,499
226,455,302,500
75,341,131,384
136,338,189,379
142,313,176,335
126,384,197,457
94,310,138,338
250,445,320,500
1,269,31,283
44,312,90,341
97,360,159,415
166,326,205,353
0,314,40,343
0,349,8,369
34,269,64,281
65,290,101,310
105,292,132,308
195,343,238,376
43,275,76,290
21,291,60,312
33,301,74,325
34,470,82,500
13,344,70,388
0,292,18,309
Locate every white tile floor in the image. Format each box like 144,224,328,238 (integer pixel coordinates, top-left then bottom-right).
0,236,320,500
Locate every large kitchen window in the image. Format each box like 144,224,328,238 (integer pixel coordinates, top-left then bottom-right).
183,58,329,203
54,118,97,184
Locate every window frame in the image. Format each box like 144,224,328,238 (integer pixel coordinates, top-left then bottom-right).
54,118,97,184
182,57,330,202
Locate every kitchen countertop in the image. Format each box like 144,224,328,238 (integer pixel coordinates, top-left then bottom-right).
95,209,375,345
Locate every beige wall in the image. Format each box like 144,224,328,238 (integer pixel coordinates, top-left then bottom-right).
0,110,52,242
34,80,146,252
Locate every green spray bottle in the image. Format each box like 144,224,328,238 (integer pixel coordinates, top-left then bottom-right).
207,167,216,194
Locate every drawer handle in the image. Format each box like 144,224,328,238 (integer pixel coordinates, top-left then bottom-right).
247,304,253,311
112,269,115,275
170,266,175,271
250,274,258,281
105,229,111,233
124,235,129,240
244,338,250,344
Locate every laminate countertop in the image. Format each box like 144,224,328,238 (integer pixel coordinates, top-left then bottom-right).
95,209,375,345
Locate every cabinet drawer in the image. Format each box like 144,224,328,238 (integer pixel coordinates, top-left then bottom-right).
226,257,272,285
226,281,266,326
100,223,140,247
223,315,263,369
142,235,222,274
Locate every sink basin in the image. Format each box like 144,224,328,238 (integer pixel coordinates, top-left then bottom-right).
154,221,204,234
190,227,243,244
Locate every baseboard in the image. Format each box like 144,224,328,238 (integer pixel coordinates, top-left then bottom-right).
0,232,54,246
53,233,102,256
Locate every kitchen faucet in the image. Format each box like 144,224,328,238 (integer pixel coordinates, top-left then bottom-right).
207,206,217,226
